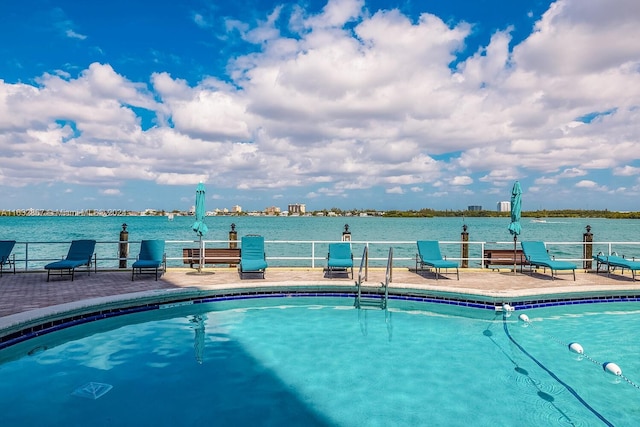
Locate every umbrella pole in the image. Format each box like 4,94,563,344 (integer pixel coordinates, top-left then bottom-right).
198,235,203,273
513,235,517,275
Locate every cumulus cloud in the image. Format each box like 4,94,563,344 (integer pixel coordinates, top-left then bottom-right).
1,0,640,209
575,180,608,191
450,176,473,186
386,186,404,194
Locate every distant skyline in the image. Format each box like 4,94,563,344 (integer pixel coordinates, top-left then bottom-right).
1,0,639,212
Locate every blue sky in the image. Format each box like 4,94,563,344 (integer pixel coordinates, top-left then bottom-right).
1,0,640,212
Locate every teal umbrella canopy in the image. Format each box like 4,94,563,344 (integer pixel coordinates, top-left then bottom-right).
508,181,522,236
192,182,208,237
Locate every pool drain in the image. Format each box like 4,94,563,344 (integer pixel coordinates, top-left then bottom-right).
72,382,113,400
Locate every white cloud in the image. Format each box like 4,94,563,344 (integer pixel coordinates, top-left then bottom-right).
534,177,558,185
557,168,587,178
386,186,404,194
2,0,640,210
575,180,607,191
450,176,473,186
613,165,640,176
66,29,87,40
101,189,122,196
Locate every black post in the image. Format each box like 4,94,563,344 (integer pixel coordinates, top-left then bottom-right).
342,224,351,241
229,223,238,249
461,224,469,268
119,223,129,268
583,225,593,269
229,223,238,268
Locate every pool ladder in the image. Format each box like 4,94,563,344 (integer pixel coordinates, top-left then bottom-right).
354,246,391,310
356,247,392,339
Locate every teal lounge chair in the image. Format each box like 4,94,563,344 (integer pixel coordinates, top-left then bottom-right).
0,240,16,277
132,240,166,281
44,239,96,281
239,235,268,279
416,240,459,280
593,253,640,281
326,242,353,278
521,241,576,280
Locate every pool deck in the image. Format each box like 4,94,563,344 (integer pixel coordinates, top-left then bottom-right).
1,266,639,321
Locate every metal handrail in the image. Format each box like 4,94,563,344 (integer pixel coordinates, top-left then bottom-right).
356,246,368,304
382,247,392,309
6,238,640,271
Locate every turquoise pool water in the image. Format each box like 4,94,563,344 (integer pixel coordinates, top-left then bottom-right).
0,298,638,426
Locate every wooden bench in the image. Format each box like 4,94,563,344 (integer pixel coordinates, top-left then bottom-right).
183,248,241,268
483,249,527,270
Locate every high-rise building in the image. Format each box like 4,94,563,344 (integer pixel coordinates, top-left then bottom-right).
467,205,482,211
232,205,242,213
497,201,511,212
288,203,306,215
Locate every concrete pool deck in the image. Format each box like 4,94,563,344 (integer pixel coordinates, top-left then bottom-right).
1,266,639,320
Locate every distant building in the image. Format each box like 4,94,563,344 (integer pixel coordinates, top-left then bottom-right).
497,201,511,212
232,205,242,213
288,203,306,215
467,205,482,211
264,206,281,215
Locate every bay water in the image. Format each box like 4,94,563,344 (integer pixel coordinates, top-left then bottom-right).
1,216,638,269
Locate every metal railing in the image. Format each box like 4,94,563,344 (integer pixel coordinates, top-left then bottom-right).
5,238,640,271
383,247,392,307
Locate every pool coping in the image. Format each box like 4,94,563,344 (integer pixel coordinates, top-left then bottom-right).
3,276,640,350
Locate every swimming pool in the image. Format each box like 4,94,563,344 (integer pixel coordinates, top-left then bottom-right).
0,296,638,426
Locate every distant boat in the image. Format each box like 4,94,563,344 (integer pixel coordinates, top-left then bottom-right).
167,213,174,221
531,218,546,223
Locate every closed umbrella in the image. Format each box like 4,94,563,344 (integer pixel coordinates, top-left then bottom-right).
508,181,522,274
192,182,208,272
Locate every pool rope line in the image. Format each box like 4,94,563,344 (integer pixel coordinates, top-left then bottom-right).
502,313,614,427
516,313,640,392
483,316,576,426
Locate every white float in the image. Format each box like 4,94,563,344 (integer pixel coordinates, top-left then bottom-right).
603,362,622,376
518,313,530,323
568,342,584,354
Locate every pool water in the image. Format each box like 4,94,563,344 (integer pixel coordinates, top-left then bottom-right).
1,298,639,426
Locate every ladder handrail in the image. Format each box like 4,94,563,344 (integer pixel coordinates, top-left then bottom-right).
382,247,392,308
356,246,368,302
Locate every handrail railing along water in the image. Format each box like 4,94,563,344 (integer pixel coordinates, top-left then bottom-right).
6,239,640,271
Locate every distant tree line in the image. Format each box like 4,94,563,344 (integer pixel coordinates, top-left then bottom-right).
379,209,640,219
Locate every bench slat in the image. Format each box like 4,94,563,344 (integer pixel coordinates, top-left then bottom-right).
484,249,526,268
183,248,241,266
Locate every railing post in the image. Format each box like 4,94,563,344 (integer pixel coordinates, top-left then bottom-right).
583,225,593,269
25,242,29,271
460,224,469,268
311,242,315,268
342,224,351,241
119,223,129,268
229,223,237,249
229,223,238,267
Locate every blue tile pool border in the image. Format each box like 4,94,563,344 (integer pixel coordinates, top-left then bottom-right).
3,289,640,350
